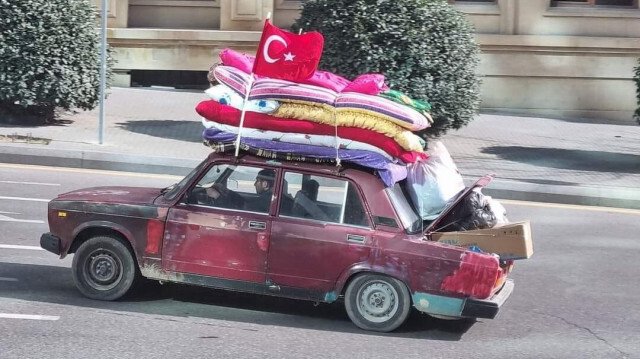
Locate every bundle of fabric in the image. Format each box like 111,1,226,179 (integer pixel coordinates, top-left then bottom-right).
198,48,435,187
202,128,407,187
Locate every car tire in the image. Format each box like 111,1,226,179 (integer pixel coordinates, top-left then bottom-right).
72,235,139,301
344,273,411,332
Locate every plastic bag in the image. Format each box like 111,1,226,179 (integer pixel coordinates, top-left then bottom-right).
437,188,497,231
406,141,465,220
486,197,509,225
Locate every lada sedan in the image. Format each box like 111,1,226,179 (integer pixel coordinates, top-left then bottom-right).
40,153,513,332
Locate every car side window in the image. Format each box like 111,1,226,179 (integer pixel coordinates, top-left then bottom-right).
188,164,276,214
279,172,370,227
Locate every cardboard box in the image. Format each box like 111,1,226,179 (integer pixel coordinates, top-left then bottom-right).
430,221,533,260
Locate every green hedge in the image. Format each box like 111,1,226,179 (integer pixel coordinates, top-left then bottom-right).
294,0,482,139
0,0,112,123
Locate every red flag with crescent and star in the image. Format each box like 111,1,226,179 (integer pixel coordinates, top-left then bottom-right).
252,20,324,82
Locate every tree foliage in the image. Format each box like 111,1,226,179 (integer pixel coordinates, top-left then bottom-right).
0,0,112,123
294,0,482,139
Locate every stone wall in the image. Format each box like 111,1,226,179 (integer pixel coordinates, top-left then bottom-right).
98,0,640,121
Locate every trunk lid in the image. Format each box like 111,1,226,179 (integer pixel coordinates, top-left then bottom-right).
423,174,495,236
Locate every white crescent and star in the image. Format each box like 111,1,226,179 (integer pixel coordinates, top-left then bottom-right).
263,35,296,63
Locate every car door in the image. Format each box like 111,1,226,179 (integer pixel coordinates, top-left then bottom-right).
267,171,373,294
162,164,275,283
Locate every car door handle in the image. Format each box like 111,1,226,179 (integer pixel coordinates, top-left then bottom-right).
347,234,366,244
249,221,267,230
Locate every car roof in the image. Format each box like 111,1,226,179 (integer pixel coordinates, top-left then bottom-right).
207,152,378,181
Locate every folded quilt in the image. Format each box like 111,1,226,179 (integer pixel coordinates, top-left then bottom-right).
273,103,424,152
196,100,427,163
219,48,390,94
202,134,408,187
212,65,430,131
205,85,279,113
201,118,393,160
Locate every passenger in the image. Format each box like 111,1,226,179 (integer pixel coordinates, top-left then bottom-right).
293,179,327,220
300,179,319,201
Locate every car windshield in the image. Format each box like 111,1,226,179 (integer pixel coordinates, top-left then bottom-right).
162,159,208,201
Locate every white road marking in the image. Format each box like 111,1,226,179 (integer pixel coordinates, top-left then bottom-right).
0,180,60,186
0,314,59,321
0,244,44,251
0,196,50,202
0,214,44,224
0,277,18,282
0,211,20,215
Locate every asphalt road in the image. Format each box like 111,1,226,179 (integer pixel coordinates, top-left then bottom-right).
0,163,639,359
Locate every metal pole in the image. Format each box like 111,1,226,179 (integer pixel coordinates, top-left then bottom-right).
98,0,107,145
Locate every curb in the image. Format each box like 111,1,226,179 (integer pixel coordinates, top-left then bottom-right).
2,144,639,210
464,177,640,210
0,144,199,177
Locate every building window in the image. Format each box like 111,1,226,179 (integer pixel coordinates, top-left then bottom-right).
552,0,636,7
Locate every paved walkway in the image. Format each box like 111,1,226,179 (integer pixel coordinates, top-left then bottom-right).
1,87,639,208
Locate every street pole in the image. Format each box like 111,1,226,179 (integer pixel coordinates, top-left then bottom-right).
98,0,107,145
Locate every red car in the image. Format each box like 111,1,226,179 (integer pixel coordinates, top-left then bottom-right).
40,153,514,332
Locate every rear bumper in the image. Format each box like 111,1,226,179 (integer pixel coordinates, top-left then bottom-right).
462,279,514,319
40,232,61,255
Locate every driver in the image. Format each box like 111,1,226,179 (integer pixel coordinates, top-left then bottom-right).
205,169,275,213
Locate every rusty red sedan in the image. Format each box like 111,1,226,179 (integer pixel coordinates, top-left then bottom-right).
40,153,514,332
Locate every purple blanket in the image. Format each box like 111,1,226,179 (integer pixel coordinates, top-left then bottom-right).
203,128,407,187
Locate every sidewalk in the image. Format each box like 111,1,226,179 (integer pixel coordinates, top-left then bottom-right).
1,87,640,209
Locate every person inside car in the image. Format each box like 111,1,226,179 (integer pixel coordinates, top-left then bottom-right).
206,169,275,213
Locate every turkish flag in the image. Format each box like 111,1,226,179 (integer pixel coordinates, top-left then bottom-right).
252,20,324,82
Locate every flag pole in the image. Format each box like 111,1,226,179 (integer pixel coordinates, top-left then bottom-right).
98,0,107,145
234,12,271,157
234,74,254,157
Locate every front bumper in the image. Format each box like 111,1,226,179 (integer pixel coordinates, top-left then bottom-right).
461,279,514,319
40,232,61,255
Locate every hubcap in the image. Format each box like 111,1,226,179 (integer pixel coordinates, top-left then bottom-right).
357,280,399,323
83,249,123,291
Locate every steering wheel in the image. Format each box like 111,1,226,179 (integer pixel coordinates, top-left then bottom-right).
189,186,212,205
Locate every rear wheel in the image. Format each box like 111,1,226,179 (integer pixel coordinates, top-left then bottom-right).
72,235,138,301
344,273,411,332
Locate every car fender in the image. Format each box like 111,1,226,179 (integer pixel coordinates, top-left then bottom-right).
333,259,412,297
68,220,136,257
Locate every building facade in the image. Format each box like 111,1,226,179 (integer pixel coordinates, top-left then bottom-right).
97,0,640,121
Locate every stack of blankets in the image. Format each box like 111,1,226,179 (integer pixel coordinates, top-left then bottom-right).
196,49,433,187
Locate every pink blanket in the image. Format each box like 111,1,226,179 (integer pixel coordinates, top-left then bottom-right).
219,48,389,95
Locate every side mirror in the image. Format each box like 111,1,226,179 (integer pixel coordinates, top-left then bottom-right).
179,192,190,205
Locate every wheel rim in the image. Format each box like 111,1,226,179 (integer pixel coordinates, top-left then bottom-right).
356,280,399,323
82,248,123,291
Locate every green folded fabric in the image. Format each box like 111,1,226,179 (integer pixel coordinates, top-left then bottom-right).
379,89,432,119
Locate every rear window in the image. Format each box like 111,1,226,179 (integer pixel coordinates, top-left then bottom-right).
279,172,370,228
385,183,421,233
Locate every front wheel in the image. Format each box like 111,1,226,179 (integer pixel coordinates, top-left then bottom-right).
344,273,411,332
72,235,138,301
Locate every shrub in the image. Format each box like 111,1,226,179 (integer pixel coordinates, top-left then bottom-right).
634,59,640,125
0,0,112,124
293,0,481,139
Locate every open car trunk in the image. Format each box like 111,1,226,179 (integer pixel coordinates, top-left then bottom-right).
423,174,533,261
